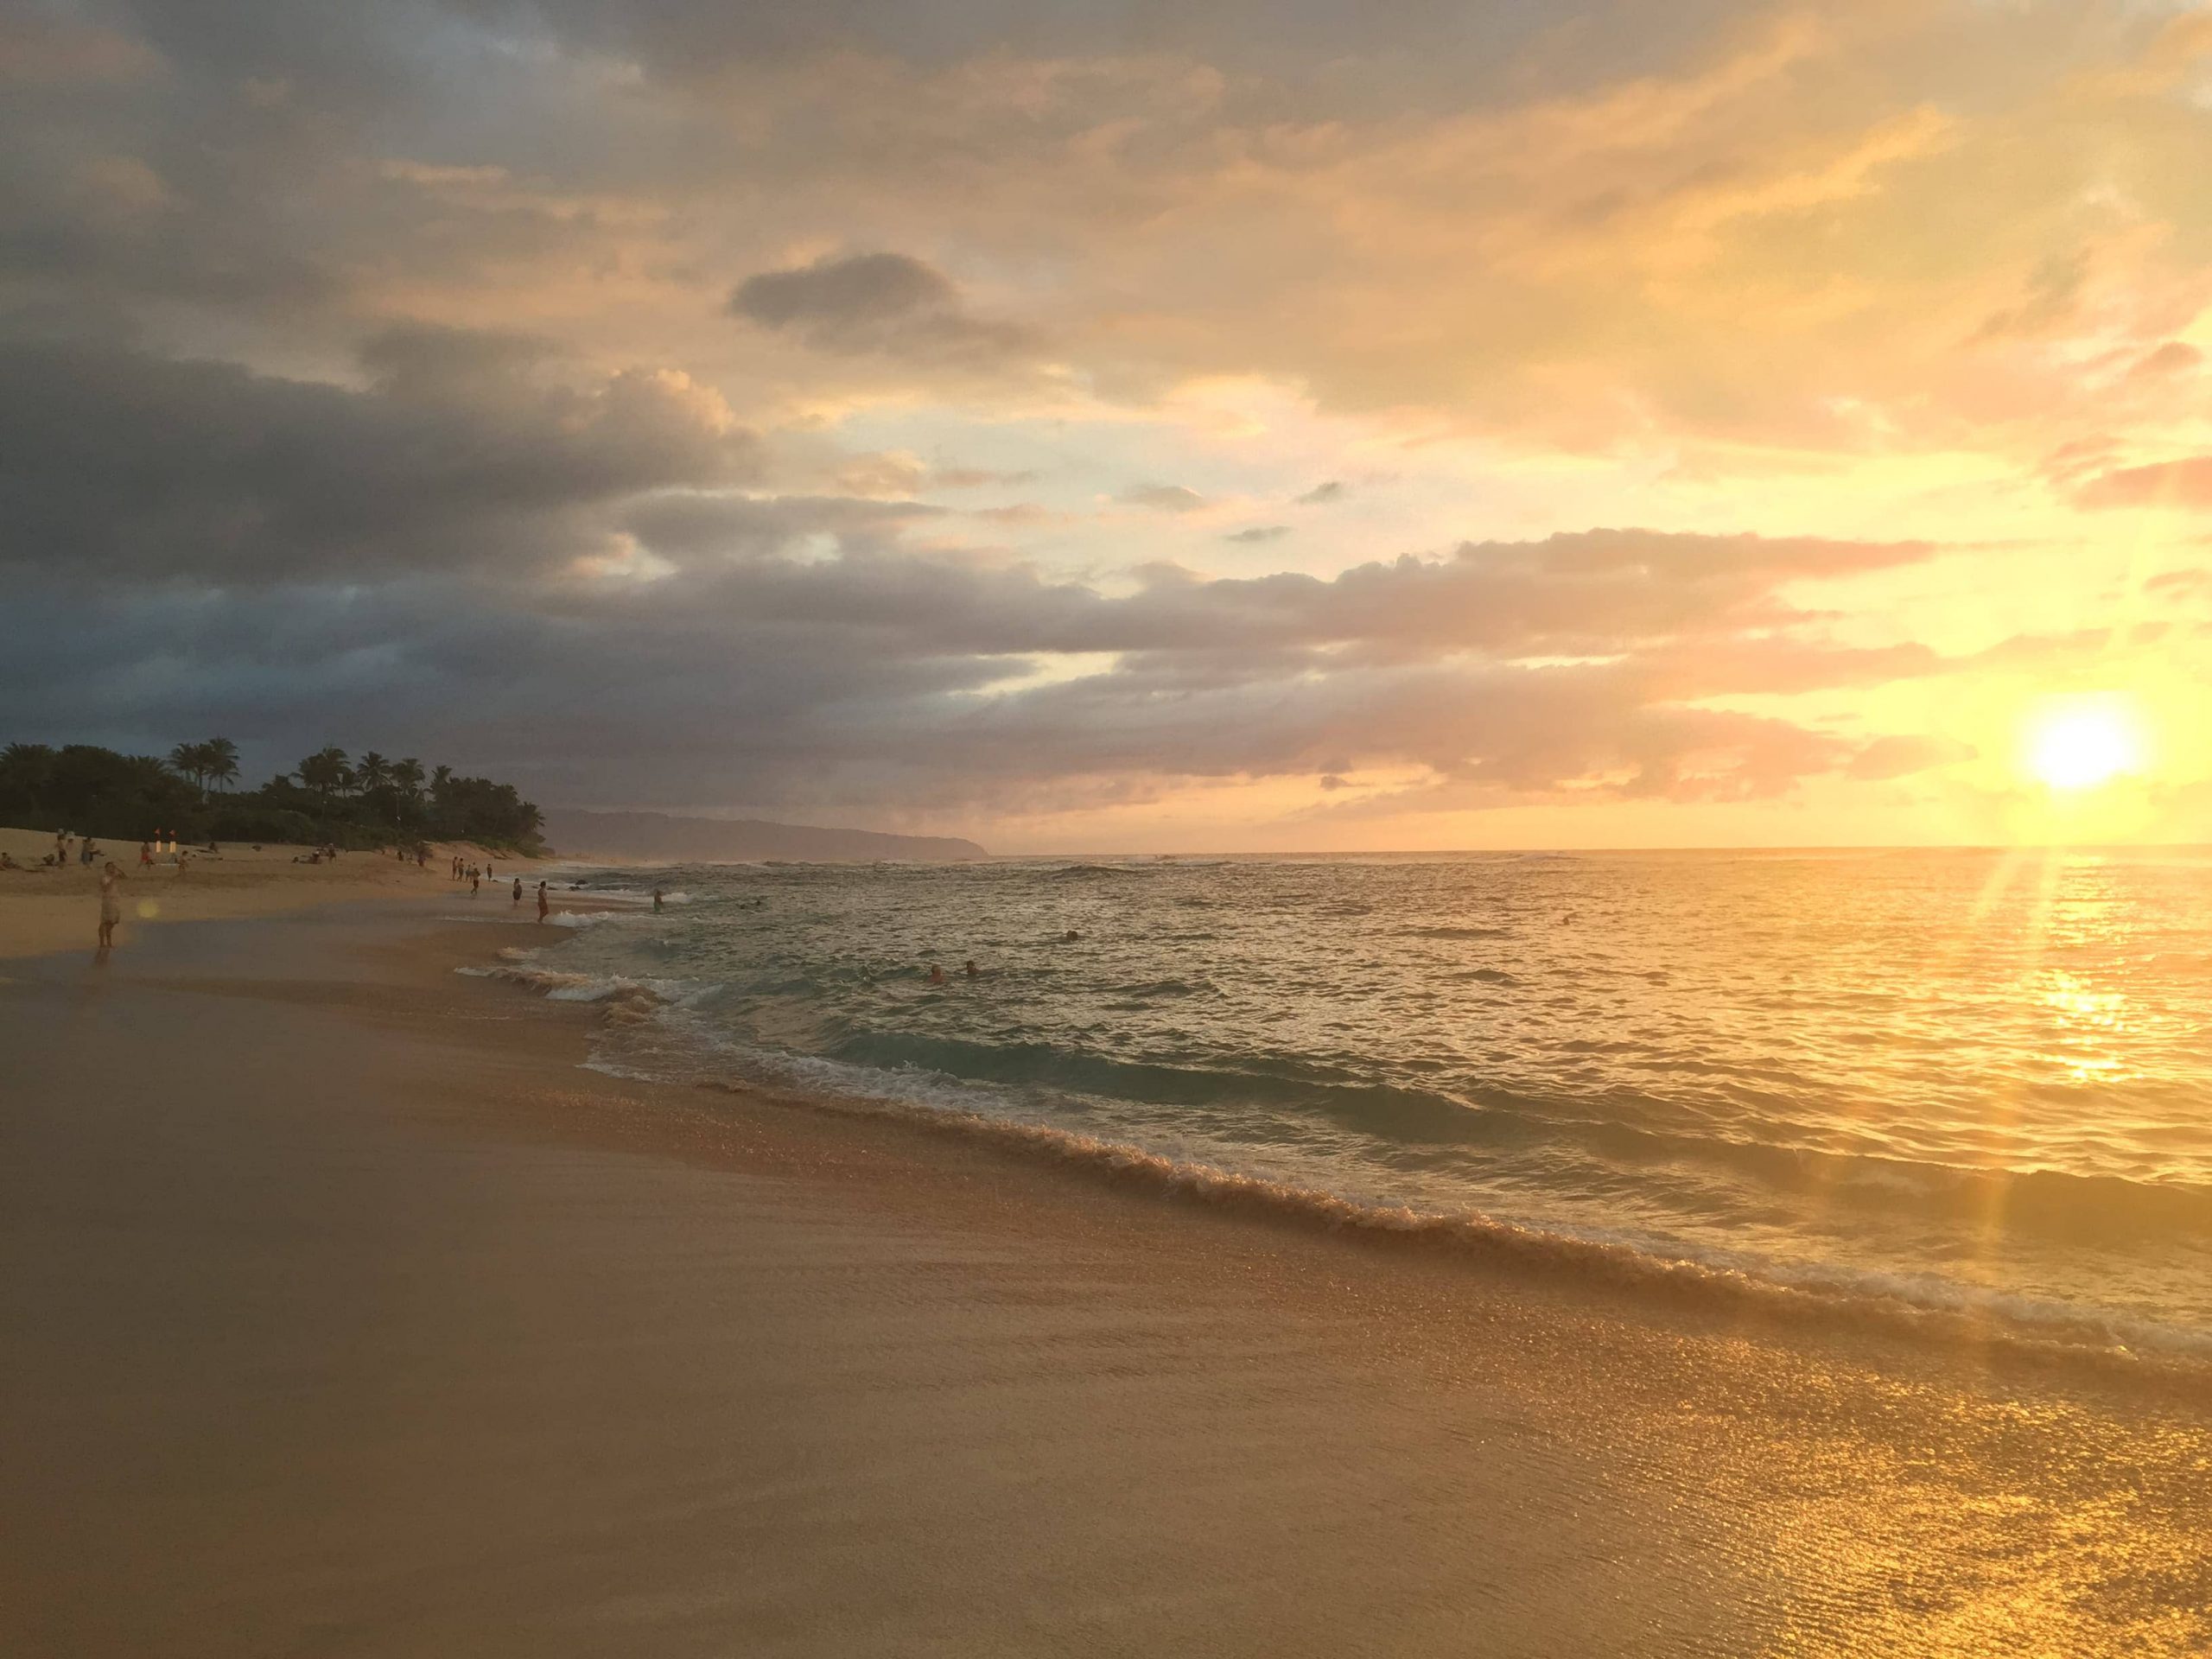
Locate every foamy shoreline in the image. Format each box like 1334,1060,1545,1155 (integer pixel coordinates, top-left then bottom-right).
4,901,2210,1654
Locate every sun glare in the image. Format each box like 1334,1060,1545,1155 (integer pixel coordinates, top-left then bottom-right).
2024,701,2145,792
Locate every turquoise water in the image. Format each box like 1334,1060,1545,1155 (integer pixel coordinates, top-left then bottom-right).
486,849,2212,1366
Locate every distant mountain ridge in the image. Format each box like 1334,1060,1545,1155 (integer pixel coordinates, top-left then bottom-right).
543,807,987,863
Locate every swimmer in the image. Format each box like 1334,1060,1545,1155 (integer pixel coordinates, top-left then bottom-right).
652,887,665,912
964,959,979,978
927,963,946,986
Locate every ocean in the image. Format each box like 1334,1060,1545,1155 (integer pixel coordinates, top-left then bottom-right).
475,849,2212,1371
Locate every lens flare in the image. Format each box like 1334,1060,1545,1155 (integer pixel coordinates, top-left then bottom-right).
2024,702,2145,792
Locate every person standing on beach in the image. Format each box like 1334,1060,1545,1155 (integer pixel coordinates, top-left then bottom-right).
97,861,126,950
536,880,550,924
512,877,523,905
470,867,480,895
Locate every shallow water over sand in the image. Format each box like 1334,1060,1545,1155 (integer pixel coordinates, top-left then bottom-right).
511,849,2212,1367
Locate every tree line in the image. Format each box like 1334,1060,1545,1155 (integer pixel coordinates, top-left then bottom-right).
0,739,547,853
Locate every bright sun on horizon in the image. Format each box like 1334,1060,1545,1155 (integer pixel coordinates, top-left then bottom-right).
2024,702,2148,794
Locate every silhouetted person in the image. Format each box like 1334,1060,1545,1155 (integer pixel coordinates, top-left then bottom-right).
97,861,126,950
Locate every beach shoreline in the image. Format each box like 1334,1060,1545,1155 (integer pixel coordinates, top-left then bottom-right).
0,825,543,961
5,899,2210,1655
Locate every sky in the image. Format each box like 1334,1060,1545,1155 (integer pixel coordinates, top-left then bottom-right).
3,0,2210,852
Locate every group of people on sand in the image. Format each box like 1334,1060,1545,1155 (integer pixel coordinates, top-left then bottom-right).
42,830,103,868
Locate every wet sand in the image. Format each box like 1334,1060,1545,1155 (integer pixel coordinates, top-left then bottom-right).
3,902,2208,1656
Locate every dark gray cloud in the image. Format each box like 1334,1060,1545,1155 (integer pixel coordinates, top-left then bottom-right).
0,499,1961,821
623,493,942,562
0,334,756,581
730,251,1038,364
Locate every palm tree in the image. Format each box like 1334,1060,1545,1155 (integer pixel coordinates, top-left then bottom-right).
204,737,240,792
392,757,425,802
296,746,353,802
168,741,210,796
357,752,392,793
0,742,56,811
431,763,453,801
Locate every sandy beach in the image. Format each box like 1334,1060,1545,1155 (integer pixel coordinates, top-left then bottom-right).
4,887,2209,1656
0,828,529,960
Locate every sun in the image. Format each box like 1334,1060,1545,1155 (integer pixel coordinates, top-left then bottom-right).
2024,700,2145,792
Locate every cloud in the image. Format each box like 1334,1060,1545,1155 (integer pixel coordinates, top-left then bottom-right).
0,17,160,84
2145,566,2212,599
1972,249,2089,343
2127,341,2202,380
0,335,758,582
730,251,1039,364
1,0,2198,842
931,467,1039,490
1847,734,1976,781
2075,456,2212,512
1117,483,1208,512
0,508,1961,823
1225,524,1291,543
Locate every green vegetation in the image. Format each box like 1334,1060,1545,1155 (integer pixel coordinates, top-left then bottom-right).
0,739,546,854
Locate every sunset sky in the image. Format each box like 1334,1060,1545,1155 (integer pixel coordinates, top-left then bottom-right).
4,0,2210,850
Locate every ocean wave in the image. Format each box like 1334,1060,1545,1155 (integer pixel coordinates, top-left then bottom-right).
488,950,2212,1246
458,962,702,1016
1106,976,1218,999
674,1070,2212,1382
487,852,2212,1382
